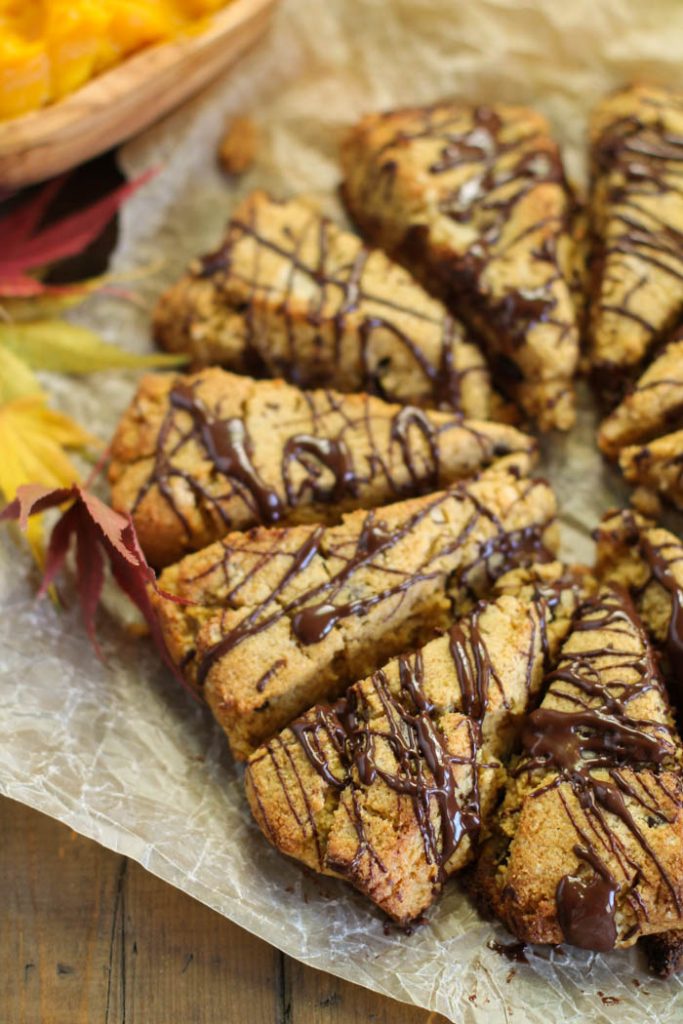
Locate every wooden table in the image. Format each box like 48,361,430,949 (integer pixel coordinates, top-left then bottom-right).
2,796,447,1023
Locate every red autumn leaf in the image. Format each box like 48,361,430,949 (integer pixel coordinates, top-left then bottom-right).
0,168,158,298
1,482,194,695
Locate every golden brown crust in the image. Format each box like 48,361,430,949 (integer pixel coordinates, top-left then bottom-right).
595,508,683,698
598,337,683,458
619,431,683,512
152,469,558,760
473,583,683,951
589,84,683,397
245,562,589,923
153,191,491,418
109,368,537,567
340,101,580,431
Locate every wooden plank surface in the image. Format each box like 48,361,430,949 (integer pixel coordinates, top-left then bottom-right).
1,796,448,1024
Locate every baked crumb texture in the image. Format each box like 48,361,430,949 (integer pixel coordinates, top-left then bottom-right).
589,84,683,402
341,102,580,432
473,582,683,952
245,562,591,923
152,468,558,760
110,368,536,566
595,509,683,705
153,191,492,419
218,115,259,176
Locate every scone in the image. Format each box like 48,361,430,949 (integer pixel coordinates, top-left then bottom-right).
474,584,683,952
598,335,683,459
618,432,683,513
595,509,683,975
245,562,591,923
589,84,683,401
109,368,537,567
153,191,491,418
152,468,558,759
341,102,580,431
594,509,683,710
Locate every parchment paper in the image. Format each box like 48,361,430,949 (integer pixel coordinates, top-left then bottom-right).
3,2,683,1020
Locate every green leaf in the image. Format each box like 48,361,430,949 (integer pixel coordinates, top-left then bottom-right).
0,346,44,402
0,321,188,374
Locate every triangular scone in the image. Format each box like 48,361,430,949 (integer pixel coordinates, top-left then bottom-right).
595,510,683,974
598,335,683,458
152,469,558,759
340,102,580,431
619,432,683,513
153,191,491,418
109,368,537,567
474,584,683,951
589,84,683,399
595,509,683,708
245,563,590,923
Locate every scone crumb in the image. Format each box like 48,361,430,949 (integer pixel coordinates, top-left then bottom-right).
218,116,259,175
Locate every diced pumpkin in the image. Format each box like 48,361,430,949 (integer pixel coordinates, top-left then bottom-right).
0,0,232,120
0,33,49,119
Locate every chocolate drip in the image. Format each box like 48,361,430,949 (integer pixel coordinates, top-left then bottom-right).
133,375,515,557
282,578,565,900
590,101,683,384
282,433,356,506
356,103,575,387
211,204,472,412
487,940,529,964
556,846,618,953
290,518,398,645
290,657,478,886
196,526,324,687
195,478,552,691
517,585,681,951
170,384,284,524
390,406,440,492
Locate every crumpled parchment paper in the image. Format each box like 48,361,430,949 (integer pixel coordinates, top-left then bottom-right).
3,1,683,1020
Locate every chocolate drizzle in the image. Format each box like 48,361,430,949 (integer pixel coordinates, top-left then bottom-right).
344,102,579,422
170,383,284,523
516,585,681,952
129,373,519,561
556,847,618,953
253,573,570,913
288,633,481,887
192,195,481,413
195,480,553,690
590,90,683,392
282,433,356,505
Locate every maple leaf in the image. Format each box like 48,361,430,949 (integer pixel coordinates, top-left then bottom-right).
0,320,187,374
0,395,97,561
0,483,192,690
0,168,157,298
